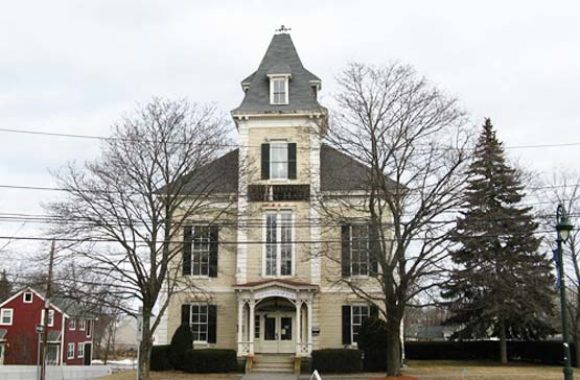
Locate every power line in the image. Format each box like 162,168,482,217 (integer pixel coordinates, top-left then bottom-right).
1,126,580,151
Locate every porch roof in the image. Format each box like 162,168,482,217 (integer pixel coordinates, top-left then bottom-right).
233,279,318,291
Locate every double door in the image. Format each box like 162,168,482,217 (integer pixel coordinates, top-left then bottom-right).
257,312,294,353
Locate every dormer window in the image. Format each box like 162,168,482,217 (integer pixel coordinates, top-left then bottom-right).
269,76,289,105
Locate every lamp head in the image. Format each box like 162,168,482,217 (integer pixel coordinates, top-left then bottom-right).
557,209,574,242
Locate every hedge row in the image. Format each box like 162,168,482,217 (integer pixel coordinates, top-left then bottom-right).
150,345,172,371
150,346,237,372
182,349,238,373
312,349,363,373
406,341,575,365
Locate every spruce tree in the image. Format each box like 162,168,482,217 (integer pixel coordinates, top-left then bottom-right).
442,119,555,363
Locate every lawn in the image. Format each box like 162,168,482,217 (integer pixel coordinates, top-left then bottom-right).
398,360,580,379
98,371,241,380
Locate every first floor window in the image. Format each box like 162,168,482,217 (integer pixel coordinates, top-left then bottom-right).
351,305,370,343
190,305,208,342
77,343,84,358
67,343,75,359
254,315,260,339
0,309,13,325
265,211,293,276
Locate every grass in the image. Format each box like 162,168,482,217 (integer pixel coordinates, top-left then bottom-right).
98,371,241,380
398,360,580,379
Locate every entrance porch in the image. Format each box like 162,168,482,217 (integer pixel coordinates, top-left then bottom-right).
234,279,317,358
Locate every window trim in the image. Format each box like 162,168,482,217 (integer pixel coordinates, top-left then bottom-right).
269,141,289,180
77,342,84,358
23,291,33,303
190,225,211,277
67,342,75,359
41,309,55,327
269,76,289,105
189,303,209,344
345,223,371,278
0,309,13,326
351,304,370,344
262,210,294,277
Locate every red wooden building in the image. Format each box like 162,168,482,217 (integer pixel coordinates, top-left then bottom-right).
0,287,94,365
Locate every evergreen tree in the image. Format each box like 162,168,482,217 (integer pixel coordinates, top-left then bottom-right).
0,269,11,302
169,323,193,370
442,119,556,363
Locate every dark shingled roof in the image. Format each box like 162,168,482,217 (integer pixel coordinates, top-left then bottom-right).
232,33,325,116
178,144,393,194
179,149,239,194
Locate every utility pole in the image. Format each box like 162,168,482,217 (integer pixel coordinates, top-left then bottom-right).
39,240,55,380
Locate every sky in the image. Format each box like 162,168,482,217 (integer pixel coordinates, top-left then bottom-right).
0,0,579,263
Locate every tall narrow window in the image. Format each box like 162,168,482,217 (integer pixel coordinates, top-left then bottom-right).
265,211,293,276
192,226,210,276
351,305,370,343
271,78,287,104
342,224,372,277
270,143,288,179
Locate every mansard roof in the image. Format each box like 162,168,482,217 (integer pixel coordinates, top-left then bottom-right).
177,144,393,195
232,32,326,116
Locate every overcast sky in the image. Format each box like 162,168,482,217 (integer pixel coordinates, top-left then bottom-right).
1,0,579,262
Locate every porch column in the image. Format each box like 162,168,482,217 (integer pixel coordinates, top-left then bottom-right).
306,300,313,354
237,300,245,355
249,299,255,355
295,300,302,357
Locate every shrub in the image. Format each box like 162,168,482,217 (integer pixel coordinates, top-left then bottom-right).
405,341,576,365
169,324,193,370
182,349,238,373
312,349,363,373
358,318,389,371
150,345,172,371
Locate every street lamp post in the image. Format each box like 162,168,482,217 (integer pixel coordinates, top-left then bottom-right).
556,203,574,380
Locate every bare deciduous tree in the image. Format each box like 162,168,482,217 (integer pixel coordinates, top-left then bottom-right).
46,98,234,380
320,62,470,376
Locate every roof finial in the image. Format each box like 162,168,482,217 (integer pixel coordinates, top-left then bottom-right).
275,25,292,34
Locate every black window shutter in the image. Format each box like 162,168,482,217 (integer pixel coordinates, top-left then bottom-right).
209,225,219,278
261,143,270,180
183,226,192,275
342,305,352,345
369,224,379,276
181,304,190,326
288,143,297,179
370,304,379,319
208,305,217,343
341,224,351,277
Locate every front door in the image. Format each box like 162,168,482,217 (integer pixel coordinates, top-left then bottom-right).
258,312,294,353
47,345,59,365
0,343,4,365
84,344,91,366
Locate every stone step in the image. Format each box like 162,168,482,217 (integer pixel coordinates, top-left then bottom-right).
252,354,295,374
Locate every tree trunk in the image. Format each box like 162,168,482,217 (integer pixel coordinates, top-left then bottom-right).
499,317,507,364
386,317,402,376
138,313,153,380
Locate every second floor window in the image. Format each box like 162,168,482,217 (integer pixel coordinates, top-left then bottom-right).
341,223,378,277
183,225,219,277
69,319,76,330
192,226,210,276
265,211,293,276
